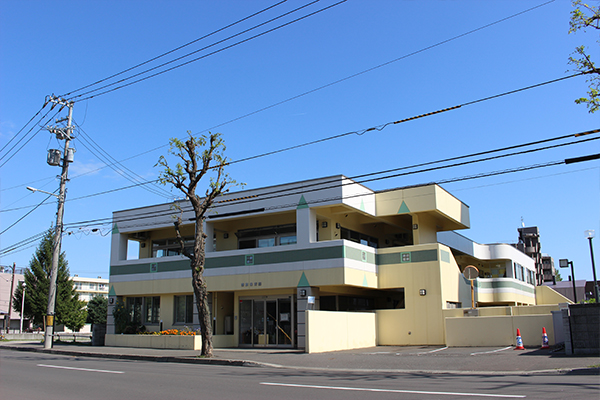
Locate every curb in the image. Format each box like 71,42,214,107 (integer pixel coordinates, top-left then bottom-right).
2,345,599,376
1,345,264,368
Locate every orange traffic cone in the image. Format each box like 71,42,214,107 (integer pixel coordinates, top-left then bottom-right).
541,327,549,349
514,328,525,350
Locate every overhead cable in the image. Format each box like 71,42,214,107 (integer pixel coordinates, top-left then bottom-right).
59,0,290,98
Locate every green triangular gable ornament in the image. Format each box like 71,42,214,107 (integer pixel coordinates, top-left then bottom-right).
297,272,310,287
398,201,410,214
297,195,309,209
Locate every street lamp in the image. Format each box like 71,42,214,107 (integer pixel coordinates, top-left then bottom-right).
585,230,599,303
559,259,577,303
26,186,60,198
20,282,26,333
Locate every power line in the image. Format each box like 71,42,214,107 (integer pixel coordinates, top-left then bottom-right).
0,104,47,155
0,108,60,168
71,1,347,102
2,127,597,215
187,0,558,140
0,191,57,236
74,122,174,199
4,150,596,256
59,0,290,98
3,0,559,183
49,130,600,227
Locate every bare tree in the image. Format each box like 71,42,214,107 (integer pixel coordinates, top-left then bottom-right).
157,132,239,357
569,0,600,113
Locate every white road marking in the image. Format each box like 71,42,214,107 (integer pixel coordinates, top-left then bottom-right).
261,382,526,398
415,346,448,355
471,346,513,356
37,364,124,374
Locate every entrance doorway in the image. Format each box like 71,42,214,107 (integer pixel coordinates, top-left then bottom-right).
239,296,294,347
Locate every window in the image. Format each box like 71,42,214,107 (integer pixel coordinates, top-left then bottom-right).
89,283,96,290
236,224,296,249
340,227,378,249
126,297,143,324
144,296,160,324
127,296,160,324
152,237,194,258
174,295,194,324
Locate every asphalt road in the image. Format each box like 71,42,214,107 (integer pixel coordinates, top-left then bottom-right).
1,351,598,399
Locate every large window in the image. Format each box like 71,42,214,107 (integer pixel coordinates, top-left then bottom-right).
237,224,297,249
152,237,194,258
144,296,160,324
340,227,379,249
174,295,194,324
127,296,160,324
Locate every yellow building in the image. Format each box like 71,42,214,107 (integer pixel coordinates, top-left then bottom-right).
107,175,553,350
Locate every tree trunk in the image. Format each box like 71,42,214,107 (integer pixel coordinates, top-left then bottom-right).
192,269,213,357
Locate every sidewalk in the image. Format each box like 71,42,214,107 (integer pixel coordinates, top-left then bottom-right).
1,341,599,375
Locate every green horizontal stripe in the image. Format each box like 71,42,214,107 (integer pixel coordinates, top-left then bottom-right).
111,246,347,276
377,249,438,265
475,279,535,294
110,259,190,276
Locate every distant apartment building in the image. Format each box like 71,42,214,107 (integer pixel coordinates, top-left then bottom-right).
541,254,556,283
0,267,26,331
72,275,109,302
514,226,544,285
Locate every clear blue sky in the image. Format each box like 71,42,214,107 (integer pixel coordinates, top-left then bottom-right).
1,0,598,282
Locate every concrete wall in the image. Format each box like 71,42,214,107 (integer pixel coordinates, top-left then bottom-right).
105,334,202,350
445,314,554,347
536,285,573,305
305,310,376,353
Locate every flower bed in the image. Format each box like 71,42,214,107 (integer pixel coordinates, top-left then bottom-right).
105,333,202,350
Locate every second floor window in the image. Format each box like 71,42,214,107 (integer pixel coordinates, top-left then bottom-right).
152,237,194,258
237,224,297,249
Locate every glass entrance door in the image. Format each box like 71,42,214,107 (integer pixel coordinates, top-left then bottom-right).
239,297,294,347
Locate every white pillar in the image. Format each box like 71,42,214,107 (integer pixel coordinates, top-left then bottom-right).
296,207,317,246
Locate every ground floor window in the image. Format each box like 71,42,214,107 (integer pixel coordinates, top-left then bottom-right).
126,296,160,325
174,295,194,324
144,296,160,324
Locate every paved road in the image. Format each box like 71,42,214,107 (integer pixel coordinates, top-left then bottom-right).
2,351,598,399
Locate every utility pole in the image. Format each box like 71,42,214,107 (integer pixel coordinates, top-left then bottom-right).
43,96,74,349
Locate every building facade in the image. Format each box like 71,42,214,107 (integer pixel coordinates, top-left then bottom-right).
72,275,109,302
107,175,541,349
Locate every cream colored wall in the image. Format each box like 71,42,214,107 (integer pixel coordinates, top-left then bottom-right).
343,267,378,288
445,314,554,347
375,186,437,216
536,285,573,305
377,245,447,344
412,213,438,245
439,247,471,308
112,278,192,296
305,310,376,353
476,291,536,306
434,186,470,228
160,295,174,331
376,309,445,345
213,292,234,335
207,267,346,291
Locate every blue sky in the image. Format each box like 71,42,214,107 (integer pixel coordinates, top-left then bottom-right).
1,0,598,282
